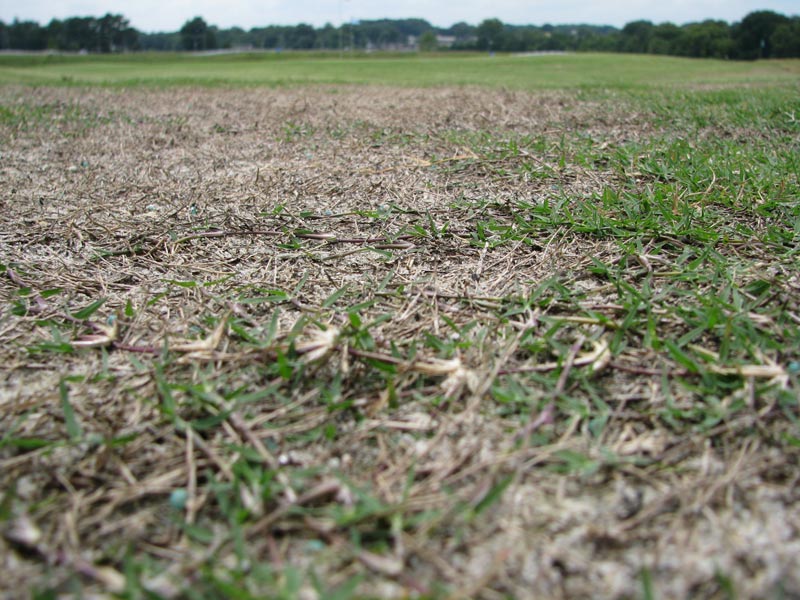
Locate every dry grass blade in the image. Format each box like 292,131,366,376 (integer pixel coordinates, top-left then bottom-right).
171,313,229,353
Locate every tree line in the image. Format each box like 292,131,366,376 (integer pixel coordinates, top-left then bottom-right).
0,10,797,59
0,14,138,52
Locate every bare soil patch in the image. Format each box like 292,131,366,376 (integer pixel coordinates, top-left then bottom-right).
1,86,798,598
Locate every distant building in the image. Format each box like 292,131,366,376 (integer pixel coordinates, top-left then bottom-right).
406,34,462,50
365,40,412,52
435,35,456,48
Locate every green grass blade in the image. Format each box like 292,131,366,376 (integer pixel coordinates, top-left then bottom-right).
59,379,83,440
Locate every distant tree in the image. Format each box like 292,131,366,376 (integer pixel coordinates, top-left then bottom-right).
216,26,246,49
8,19,46,50
542,30,570,51
39,14,136,52
7,12,797,60
577,30,621,52
339,23,368,49
649,23,682,55
45,18,63,49
339,24,354,49
444,22,477,49
359,20,402,49
96,14,115,51
576,34,605,51
95,14,137,52
679,20,732,58
511,28,547,52
447,21,476,41
732,10,790,59
61,19,85,51
180,17,216,51
391,18,433,37
770,18,800,58
139,31,181,51
315,23,339,49
289,24,316,49
477,18,505,51
256,26,281,49
418,30,438,52
619,20,654,53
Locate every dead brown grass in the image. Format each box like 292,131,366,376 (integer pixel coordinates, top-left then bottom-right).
1,85,798,599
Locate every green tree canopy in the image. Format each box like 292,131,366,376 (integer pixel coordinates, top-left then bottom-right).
679,20,732,58
1,10,799,59
8,19,46,50
477,18,505,51
447,21,476,41
732,10,790,59
418,30,438,52
180,17,216,51
619,20,654,53
769,17,800,58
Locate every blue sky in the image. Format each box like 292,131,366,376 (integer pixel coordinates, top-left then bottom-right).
1,0,797,32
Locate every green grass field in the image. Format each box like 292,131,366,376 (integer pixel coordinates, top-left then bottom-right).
1,51,799,89
1,53,800,598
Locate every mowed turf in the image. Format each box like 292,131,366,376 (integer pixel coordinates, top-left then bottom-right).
0,51,799,89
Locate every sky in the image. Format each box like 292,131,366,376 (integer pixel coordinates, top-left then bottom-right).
1,0,798,32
